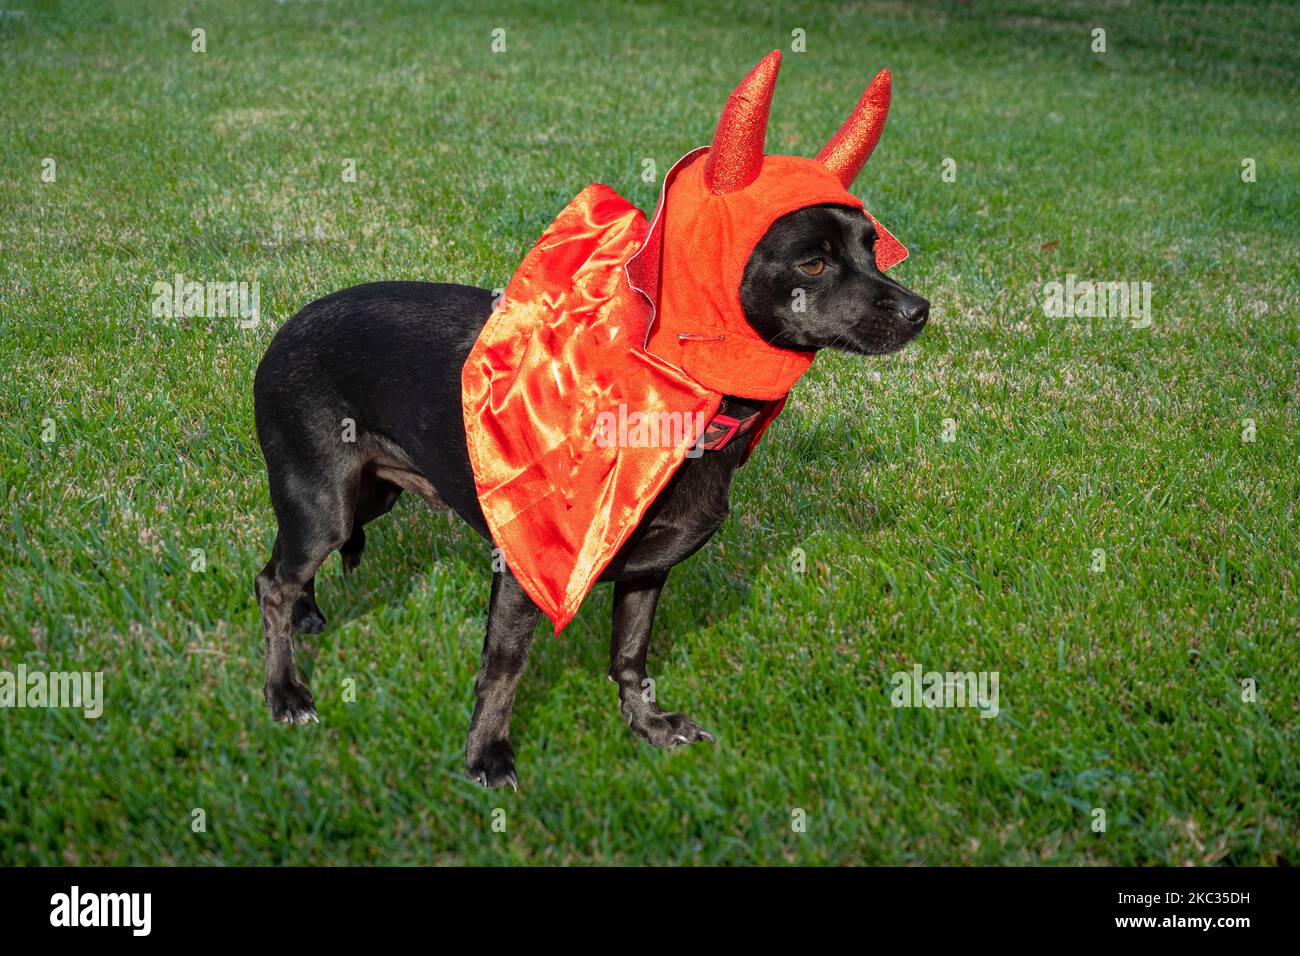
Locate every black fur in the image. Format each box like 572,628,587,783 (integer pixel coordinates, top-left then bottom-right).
253,203,927,787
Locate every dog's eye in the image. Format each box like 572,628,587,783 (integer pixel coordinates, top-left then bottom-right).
797,258,825,276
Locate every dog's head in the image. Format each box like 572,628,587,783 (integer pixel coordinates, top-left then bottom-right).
740,203,928,356
649,50,928,394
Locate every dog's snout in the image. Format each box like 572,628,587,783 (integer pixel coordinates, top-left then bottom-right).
900,297,929,325
873,292,929,327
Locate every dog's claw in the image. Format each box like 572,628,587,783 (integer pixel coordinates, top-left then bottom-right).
266,679,318,726
465,738,519,790
278,705,319,726
627,710,715,749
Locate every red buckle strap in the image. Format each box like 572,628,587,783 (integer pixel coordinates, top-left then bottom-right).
700,410,762,452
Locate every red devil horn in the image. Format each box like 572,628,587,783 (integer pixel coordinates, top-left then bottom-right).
702,50,782,194
816,69,891,188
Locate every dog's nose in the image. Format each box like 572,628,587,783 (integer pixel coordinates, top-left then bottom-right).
900,298,929,325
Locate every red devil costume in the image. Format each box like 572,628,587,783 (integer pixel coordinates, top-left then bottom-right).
462,51,909,631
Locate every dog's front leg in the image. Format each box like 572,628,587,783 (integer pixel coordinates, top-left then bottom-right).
610,573,715,748
465,569,540,790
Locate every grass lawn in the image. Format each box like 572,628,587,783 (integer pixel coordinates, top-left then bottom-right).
1,0,1297,865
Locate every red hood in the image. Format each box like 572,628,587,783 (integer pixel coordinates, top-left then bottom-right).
641,151,905,399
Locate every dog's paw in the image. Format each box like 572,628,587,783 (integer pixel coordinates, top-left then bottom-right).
629,710,716,748
265,679,319,725
291,598,326,635
465,739,519,791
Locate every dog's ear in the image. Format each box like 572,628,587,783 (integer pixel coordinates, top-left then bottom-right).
816,69,891,188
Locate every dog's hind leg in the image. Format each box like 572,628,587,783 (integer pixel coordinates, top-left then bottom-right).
289,471,401,631
339,470,403,573
465,569,541,789
609,572,715,747
291,575,326,634
255,463,359,725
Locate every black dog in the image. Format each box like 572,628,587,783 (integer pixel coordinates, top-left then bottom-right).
253,203,927,788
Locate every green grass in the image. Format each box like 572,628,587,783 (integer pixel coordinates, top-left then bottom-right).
2,0,1298,865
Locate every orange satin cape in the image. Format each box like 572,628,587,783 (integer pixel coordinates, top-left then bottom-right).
462,149,907,631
